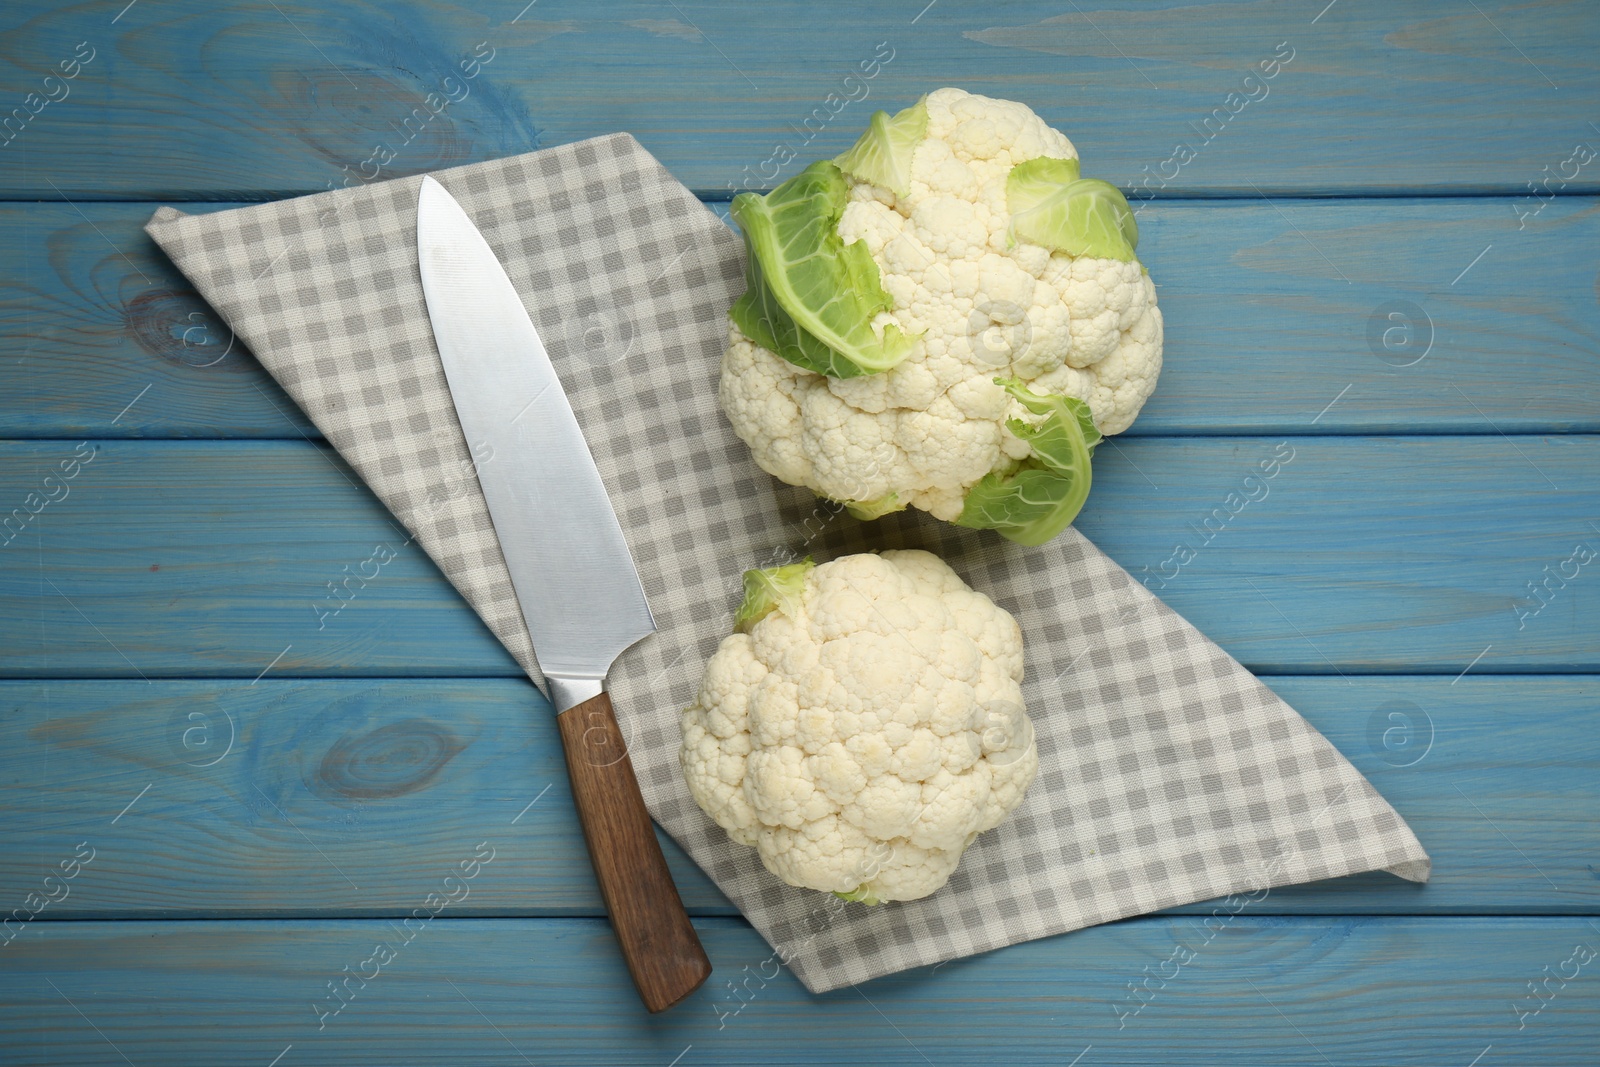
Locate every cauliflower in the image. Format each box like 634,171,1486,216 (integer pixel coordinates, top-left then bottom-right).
678,551,1038,904
720,87,1164,545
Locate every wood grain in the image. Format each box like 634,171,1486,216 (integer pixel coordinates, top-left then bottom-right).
0,676,1593,919
0,1,1596,198
4,197,1598,438
554,690,711,1012
3,916,1596,1065
0,437,1591,677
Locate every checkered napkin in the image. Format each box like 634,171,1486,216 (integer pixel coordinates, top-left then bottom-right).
145,133,1429,995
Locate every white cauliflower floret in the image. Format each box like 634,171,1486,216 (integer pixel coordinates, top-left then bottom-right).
679,551,1038,904
721,87,1163,524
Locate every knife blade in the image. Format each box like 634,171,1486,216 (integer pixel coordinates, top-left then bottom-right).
416,174,710,1013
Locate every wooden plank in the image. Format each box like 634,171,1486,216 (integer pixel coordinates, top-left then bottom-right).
3,916,1596,1064
1079,434,1600,674
0,676,1592,919
2,1,1596,198
3,197,1597,440
0,203,315,439
1134,196,1600,435
0,436,1593,677
0,440,515,677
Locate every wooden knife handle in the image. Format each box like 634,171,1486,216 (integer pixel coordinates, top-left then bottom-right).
556,690,711,1013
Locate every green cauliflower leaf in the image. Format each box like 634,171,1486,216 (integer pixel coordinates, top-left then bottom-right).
1007,156,1138,262
734,557,816,633
954,379,1102,546
730,160,918,379
834,96,929,196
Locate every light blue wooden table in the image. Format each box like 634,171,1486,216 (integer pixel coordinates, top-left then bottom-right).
2,1,1596,1063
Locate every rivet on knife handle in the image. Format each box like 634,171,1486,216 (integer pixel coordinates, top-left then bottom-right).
557,691,711,1012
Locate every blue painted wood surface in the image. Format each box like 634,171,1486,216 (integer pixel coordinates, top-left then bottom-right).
1,677,1593,918
1,437,1594,676
1,0,1597,198
0,0,1596,1063
5,917,1600,1066
5,198,1598,439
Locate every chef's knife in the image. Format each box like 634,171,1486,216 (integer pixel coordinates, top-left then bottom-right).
416,175,711,1013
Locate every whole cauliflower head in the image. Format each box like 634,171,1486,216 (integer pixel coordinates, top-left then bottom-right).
678,550,1038,904
720,87,1163,542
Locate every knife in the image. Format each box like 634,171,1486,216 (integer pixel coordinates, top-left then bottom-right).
416,175,711,1013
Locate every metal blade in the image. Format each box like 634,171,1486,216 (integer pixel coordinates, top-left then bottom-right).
416,175,653,709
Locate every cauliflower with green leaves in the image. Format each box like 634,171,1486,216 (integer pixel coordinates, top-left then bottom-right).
678,551,1038,904
720,87,1163,545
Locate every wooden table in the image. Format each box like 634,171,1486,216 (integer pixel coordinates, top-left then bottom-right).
2,1,1596,1063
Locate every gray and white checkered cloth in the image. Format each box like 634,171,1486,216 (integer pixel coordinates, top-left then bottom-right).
146,133,1428,995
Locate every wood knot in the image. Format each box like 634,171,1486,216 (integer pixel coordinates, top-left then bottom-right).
123,288,241,369
316,719,463,799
